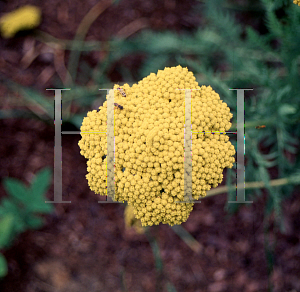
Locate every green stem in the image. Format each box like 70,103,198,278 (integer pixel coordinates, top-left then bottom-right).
62,0,112,121
145,228,165,292
33,30,105,51
66,0,112,85
171,225,202,254
206,173,300,198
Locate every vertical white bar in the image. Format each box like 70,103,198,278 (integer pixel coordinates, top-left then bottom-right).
107,89,115,201
228,89,253,204
184,89,193,202
46,88,71,203
97,89,121,203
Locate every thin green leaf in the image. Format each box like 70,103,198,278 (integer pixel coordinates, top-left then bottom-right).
204,0,242,43
148,237,163,272
258,166,271,191
171,225,202,254
264,7,283,37
278,104,297,116
288,172,300,184
246,26,272,52
20,87,53,119
264,194,274,217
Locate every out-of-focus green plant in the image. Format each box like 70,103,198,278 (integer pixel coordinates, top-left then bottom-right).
0,167,53,278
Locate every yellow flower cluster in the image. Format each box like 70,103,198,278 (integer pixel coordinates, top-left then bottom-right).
0,5,41,39
293,0,300,6
78,65,235,227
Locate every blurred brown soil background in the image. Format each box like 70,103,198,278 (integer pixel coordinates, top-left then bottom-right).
0,0,300,291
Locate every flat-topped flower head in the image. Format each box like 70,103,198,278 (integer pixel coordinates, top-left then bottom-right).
79,65,235,226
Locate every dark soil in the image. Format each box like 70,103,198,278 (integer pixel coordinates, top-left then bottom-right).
0,0,300,291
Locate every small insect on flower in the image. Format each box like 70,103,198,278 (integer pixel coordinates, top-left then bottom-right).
255,125,266,129
117,88,126,97
114,103,123,110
